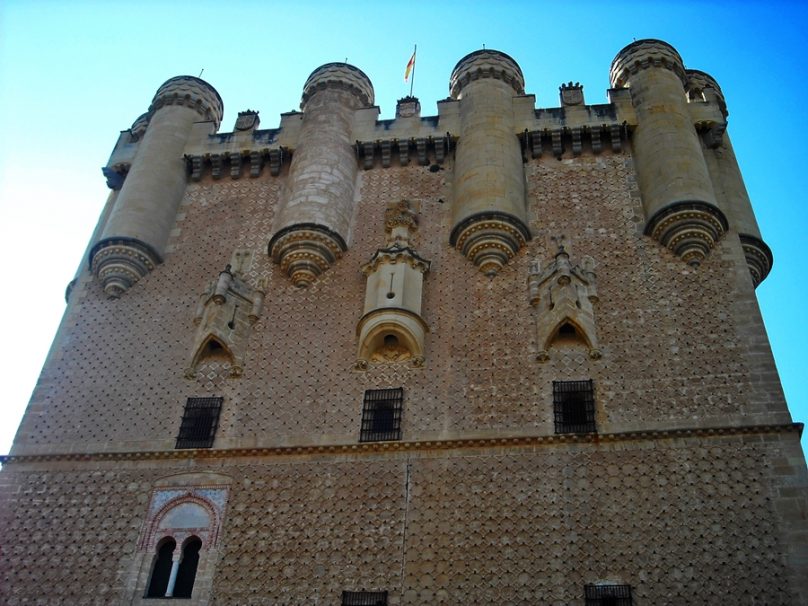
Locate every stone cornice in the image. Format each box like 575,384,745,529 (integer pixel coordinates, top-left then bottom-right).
3,423,800,465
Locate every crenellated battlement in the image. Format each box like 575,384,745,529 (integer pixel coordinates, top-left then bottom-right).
150,75,225,129
609,38,687,88
97,41,770,293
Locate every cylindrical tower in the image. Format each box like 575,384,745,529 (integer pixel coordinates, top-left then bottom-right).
448,50,530,276
610,40,728,266
268,63,374,287
685,69,772,286
90,76,223,298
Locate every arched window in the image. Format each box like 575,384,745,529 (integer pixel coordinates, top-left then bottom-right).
173,537,202,598
146,538,176,597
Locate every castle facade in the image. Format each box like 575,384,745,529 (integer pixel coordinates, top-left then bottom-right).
1,40,806,605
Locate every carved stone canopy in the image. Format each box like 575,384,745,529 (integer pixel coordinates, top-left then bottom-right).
529,246,601,361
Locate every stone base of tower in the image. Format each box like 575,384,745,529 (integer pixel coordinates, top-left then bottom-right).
90,237,161,298
450,212,530,276
644,201,728,266
268,223,347,287
739,234,773,287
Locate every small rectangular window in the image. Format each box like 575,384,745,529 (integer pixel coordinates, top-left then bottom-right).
342,591,388,606
175,397,223,449
584,583,632,605
360,388,403,442
553,380,595,434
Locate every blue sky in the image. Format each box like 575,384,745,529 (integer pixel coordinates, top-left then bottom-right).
0,0,805,455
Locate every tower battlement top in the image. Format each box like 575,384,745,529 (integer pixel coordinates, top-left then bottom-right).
610,39,686,88
149,76,224,129
686,69,727,118
449,49,525,99
301,62,375,109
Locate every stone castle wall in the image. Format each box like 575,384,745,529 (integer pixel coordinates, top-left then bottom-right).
10,150,788,455
1,432,804,604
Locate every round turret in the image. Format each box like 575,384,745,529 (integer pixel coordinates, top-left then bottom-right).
685,69,727,117
149,76,224,129
448,49,529,276
92,75,224,298
301,63,374,109
130,112,151,141
449,49,525,99
610,39,686,88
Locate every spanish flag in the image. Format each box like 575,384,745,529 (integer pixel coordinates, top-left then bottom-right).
404,48,416,82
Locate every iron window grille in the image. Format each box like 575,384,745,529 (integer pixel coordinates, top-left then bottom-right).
360,388,403,442
584,584,633,605
553,379,596,434
342,591,388,606
175,397,223,449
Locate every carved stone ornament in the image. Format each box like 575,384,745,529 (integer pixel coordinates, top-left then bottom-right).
356,200,430,369
529,245,602,361
644,201,728,267
560,82,584,106
90,237,161,299
268,224,347,288
234,110,260,131
450,211,531,276
186,260,267,380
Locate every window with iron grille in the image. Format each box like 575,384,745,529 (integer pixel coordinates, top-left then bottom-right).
553,379,595,434
584,584,632,605
342,591,388,606
360,388,403,442
175,397,223,449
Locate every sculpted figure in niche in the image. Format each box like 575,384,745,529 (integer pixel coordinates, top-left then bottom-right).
529,243,602,361
370,334,412,363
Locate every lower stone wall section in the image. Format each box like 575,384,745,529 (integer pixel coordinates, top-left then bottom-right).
0,432,805,605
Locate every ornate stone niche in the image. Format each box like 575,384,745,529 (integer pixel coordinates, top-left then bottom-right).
186,252,266,379
529,245,602,361
356,200,430,369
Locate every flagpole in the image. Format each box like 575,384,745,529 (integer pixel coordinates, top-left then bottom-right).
409,44,416,97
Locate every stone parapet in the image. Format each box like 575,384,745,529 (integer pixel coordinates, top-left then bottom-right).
609,38,687,88
449,49,525,98
685,69,727,117
301,62,374,109
149,75,224,129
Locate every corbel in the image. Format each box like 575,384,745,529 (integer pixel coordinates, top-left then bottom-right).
571,127,582,156
552,129,563,159
591,126,602,154
268,149,282,176
380,140,392,168
416,138,428,165
249,150,263,178
229,153,242,179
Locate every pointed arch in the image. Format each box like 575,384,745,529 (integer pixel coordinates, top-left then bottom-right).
545,317,593,351
191,333,235,368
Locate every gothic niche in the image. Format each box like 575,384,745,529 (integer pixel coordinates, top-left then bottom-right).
186,251,266,379
355,200,430,370
529,244,602,362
